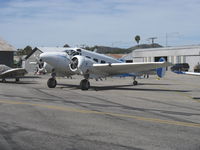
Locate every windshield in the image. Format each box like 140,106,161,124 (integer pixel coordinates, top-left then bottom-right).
63,49,81,56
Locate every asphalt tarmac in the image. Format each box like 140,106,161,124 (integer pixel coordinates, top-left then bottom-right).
0,72,200,150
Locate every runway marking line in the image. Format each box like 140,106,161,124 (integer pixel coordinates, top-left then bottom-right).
0,99,200,128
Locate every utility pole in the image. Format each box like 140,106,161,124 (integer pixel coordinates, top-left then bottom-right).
147,37,157,44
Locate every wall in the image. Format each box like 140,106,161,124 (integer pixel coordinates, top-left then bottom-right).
186,56,200,71
23,50,42,72
0,51,14,67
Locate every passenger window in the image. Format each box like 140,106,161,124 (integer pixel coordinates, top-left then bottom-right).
93,58,98,63
86,56,91,59
101,60,106,64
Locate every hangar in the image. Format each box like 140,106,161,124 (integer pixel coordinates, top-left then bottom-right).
124,45,200,72
0,38,16,67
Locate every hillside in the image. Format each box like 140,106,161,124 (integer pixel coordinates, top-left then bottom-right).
127,43,162,51
84,43,163,54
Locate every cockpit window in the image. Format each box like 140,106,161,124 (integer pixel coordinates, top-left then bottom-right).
64,49,81,56
77,49,82,52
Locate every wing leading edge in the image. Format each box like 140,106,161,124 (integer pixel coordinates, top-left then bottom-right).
0,68,28,78
173,71,200,76
92,62,171,76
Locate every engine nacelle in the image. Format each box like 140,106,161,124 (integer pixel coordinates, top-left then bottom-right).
69,55,94,75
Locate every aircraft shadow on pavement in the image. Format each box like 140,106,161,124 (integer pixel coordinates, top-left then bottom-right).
193,97,200,100
0,81,38,84
57,83,189,93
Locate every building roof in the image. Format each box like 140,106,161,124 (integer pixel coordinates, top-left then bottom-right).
25,47,69,60
36,47,69,53
134,45,200,52
121,53,133,60
106,54,125,59
0,37,16,51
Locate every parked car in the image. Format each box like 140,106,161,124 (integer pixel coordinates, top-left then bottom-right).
171,63,189,72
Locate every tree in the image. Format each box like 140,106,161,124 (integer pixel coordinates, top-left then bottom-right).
24,45,32,55
63,44,70,47
135,35,141,45
16,46,32,56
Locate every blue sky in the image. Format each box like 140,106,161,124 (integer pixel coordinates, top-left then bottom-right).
0,0,200,48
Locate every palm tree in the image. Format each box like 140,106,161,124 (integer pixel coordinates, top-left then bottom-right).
135,35,141,45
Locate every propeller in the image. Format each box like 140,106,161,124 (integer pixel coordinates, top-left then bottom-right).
70,57,79,70
29,55,46,74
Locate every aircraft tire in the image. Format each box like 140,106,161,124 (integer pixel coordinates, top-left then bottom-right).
133,80,138,86
80,79,90,90
16,78,20,82
47,78,57,88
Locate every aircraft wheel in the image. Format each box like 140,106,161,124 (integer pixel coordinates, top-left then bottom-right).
2,79,6,83
133,80,138,86
16,78,20,82
47,78,57,88
80,79,90,90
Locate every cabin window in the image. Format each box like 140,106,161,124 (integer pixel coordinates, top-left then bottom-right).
101,60,106,64
93,58,98,63
86,56,91,59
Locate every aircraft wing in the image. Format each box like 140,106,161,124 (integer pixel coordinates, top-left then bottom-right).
184,72,200,76
173,71,200,76
0,68,28,78
91,62,171,76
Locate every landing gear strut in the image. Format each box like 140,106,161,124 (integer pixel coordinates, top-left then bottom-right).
47,71,57,88
133,76,138,86
80,79,90,90
15,78,20,82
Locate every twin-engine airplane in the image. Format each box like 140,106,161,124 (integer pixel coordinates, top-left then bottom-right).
39,48,171,90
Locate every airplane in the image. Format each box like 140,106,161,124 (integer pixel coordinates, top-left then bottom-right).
0,64,39,83
39,48,171,90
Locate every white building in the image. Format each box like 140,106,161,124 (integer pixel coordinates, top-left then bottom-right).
124,45,200,72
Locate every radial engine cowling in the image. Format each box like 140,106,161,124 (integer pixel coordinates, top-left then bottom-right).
69,55,94,75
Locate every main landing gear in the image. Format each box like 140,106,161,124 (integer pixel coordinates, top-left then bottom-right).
15,78,20,82
47,72,57,88
47,78,57,88
133,76,138,86
80,79,90,90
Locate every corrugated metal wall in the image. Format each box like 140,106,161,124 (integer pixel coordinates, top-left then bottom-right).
0,51,14,67
185,56,200,71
